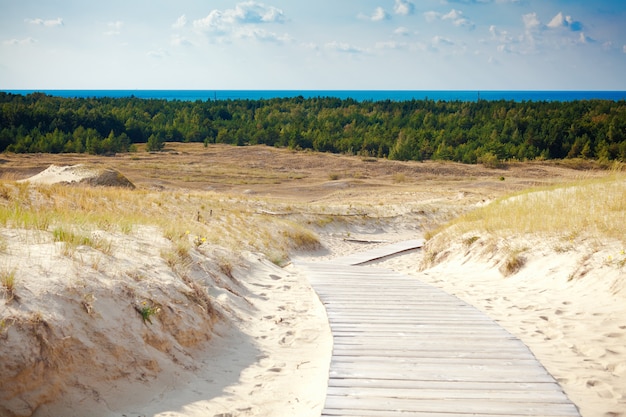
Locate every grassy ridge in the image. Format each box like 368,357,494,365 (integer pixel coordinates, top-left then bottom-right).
425,173,626,256
0,181,321,264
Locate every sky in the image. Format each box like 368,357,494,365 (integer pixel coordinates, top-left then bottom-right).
1,0,626,90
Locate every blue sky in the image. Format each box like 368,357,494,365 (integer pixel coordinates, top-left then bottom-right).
1,0,625,90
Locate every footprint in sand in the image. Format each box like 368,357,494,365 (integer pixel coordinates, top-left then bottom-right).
279,330,296,346
586,379,616,399
269,274,282,281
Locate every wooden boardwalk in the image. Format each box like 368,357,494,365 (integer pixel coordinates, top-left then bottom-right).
296,241,580,417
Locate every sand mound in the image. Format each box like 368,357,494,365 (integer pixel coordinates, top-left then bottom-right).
20,164,135,188
0,226,330,417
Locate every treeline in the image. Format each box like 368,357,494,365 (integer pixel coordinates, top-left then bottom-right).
1,92,625,163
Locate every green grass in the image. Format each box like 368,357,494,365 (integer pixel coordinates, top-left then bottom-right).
135,301,161,324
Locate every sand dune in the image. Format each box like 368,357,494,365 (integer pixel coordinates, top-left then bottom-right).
2,161,624,417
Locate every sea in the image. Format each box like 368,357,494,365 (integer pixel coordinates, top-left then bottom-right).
3,90,626,103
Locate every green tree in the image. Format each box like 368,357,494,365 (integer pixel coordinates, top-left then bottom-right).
146,133,165,152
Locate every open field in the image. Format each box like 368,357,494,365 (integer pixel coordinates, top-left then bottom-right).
0,143,624,417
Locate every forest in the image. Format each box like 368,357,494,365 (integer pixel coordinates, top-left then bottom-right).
1,92,625,163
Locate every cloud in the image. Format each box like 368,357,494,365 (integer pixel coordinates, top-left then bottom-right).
623,45,626,54
236,27,292,43
432,35,454,46
194,1,286,32
3,37,37,46
171,35,192,47
359,7,390,22
577,32,595,44
425,9,474,29
147,48,169,59
325,41,364,54
372,7,390,22
394,26,411,36
394,0,415,16
25,17,63,27
442,9,475,28
424,11,440,23
547,12,583,32
172,15,187,30
522,12,541,31
104,21,123,36
375,40,407,50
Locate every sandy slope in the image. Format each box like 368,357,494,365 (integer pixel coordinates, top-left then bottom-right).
1,165,332,417
0,227,332,417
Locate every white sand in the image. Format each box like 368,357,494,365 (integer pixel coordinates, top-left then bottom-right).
0,227,332,417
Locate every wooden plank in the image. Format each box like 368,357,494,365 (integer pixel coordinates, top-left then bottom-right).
325,386,572,403
323,396,579,416
326,377,564,391
294,241,580,417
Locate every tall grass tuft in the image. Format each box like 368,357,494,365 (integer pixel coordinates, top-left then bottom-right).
1,268,17,301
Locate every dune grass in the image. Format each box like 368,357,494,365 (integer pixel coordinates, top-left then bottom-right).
425,173,626,256
0,181,322,264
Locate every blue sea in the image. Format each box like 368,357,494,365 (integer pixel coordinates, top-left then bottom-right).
3,90,626,102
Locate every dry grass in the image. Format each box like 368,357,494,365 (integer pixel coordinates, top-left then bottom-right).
1,268,17,301
0,143,612,265
425,173,626,259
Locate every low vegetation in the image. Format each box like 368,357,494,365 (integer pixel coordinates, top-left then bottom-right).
424,173,626,268
0,180,323,266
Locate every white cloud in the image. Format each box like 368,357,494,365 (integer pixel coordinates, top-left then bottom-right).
424,11,441,22
171,35,192,47
359,7,390,22
547,12,583,31
25,17,63,27
147,48,168,59
522,12,541,30
442,9,463,21
194,1,286,32
432,35,454,46
104,21,123,36
623,45,626,54
325,41,364,54
442,9,475,28
578,32,595,44
372,7,390,21
375,40,407,50
425,9,474,29
172,15,187,30
394,26,411,36
236,27,292,43
3,37,37,46
394,0,415,16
